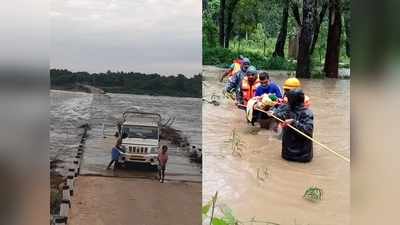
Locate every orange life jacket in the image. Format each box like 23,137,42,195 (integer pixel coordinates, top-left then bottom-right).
241,77,260,104
228,61,242,77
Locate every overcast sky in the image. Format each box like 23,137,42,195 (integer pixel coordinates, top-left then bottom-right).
50,0,201,76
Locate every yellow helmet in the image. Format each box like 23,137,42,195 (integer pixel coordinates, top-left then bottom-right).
283,77,301,90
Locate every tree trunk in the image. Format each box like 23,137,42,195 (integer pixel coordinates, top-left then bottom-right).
288,36,296,58
224,0,239,49
219,0,226,47
273,0,289,58
310,1,328,54
344,12,351,57
296,0,314,78
288,27,300,59
324,0,342,78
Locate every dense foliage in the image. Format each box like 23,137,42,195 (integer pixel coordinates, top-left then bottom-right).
50,69,202,98
203,0,351,77
203,47,296,70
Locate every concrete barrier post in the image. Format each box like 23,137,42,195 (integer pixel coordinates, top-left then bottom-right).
59,199,70,217
66,175,74,196
67,168,75,179
75,155,81,174
73,160,79,177
62,185,70,202
54,216,68,225
78,147,83,153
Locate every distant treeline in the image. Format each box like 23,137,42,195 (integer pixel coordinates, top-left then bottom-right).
50,69,202,98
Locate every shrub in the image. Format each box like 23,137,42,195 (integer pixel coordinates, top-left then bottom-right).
203,47,296,71
264,56,296,70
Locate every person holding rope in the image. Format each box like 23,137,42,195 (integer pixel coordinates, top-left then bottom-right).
219,55,244,82
281,77,311,107
223,57,251,100
268,89,314,162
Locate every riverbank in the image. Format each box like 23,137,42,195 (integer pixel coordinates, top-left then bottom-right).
50,69,202,98
50,89,202,221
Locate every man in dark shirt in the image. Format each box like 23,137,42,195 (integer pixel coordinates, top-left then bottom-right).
270,89,314,162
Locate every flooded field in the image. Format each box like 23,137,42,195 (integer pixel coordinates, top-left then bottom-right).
202,66,350,225
50,90,201,181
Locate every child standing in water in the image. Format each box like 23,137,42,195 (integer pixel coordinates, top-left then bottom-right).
158,145,169,183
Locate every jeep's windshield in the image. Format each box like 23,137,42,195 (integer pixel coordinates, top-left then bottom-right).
122,126,158,139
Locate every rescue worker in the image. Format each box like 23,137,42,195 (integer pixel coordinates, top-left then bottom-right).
268,89,314,162
237,66,260,105
281,77,310,107
283,77,301,96
255,72,283,98
223,57,251,98
219,55,244,82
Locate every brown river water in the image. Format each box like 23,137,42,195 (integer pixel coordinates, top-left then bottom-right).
202,66,350,225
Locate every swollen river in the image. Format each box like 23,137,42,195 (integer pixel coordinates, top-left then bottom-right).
202,66,350,225
50,90,202,181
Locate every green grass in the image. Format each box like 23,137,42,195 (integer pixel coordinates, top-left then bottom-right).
304,186,323,202
204,38,350,72
203,192,281,225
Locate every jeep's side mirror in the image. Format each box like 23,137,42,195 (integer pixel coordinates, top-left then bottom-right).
115,132,119,137
122,132,128,139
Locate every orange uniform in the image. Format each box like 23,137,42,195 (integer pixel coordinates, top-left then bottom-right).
241,77,260,105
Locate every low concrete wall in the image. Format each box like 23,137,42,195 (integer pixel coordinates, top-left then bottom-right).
52,126,88,225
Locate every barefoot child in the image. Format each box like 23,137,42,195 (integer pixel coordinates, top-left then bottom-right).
158,145,169,183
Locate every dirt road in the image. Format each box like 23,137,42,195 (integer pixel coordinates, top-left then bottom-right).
69,176,201,225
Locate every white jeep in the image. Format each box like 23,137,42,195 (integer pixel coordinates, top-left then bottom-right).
117,111,161,167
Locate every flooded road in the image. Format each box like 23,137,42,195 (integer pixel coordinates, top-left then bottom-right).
202,66,349,225
50,90,201,181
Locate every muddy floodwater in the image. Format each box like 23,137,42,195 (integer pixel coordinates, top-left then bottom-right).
202,66,350,225
50,90,201,181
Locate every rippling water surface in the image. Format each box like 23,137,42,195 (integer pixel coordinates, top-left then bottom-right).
50,90,202,180
202,66,350,225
